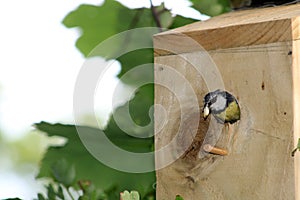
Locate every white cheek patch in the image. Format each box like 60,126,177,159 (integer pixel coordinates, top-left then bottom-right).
203,106,210,117
211,95,226,111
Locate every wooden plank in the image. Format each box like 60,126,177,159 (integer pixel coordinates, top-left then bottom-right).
154,4,300,199
155,38,295,199
154,4,300,56
164,3,300,33
154,19,292,56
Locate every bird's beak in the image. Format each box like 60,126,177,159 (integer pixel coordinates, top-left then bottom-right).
203,105,210,120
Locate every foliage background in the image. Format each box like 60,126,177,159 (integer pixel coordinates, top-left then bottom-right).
0,0,231,199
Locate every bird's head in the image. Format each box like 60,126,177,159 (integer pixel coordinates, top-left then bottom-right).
203,89,227,120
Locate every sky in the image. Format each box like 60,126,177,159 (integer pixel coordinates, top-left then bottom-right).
0,0,102,139
0,0,208,199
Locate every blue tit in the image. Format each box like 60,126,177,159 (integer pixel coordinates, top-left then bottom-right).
203,89,240,124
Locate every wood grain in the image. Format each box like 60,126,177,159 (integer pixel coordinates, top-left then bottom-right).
154,4,300,57
154,4,299,200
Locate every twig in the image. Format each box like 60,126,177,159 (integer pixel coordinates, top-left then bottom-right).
203,144,228,156
149,0,162,31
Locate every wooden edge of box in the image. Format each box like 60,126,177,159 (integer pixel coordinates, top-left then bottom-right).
154,4,300,57
292,16,300,200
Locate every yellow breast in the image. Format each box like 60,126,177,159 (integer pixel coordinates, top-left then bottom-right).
214,101,240,124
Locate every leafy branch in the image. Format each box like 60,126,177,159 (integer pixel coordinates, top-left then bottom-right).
4,1,232,200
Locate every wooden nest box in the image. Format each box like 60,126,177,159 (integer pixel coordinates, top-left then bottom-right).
154,4,300,200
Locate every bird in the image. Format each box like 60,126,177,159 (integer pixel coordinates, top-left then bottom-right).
230,0,300,9
203,89,240,124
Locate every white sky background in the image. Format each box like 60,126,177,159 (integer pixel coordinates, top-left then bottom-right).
0,0,208,199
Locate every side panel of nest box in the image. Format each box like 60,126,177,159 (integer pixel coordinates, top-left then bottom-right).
154,6,300,200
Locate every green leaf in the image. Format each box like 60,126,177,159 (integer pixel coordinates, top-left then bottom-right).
155,3,173,28
189,0,231,16
47,184,56,200
106,86,154,146
35,122,155,198
50,158,76,187
130,191,140,200
169,15,198,29
62,1,130,57
292,138,300,156
62,1,180,85
120,190,140,200
62,0,203,95
117,48,154,84
120,191,130,200
37,193,46,200
57,185,65,200
62,1,170,58
175,195,184,200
